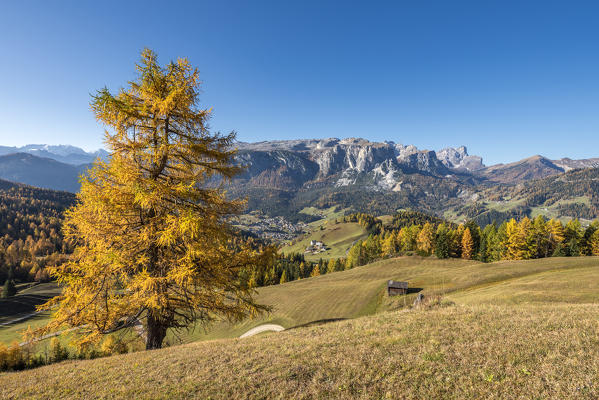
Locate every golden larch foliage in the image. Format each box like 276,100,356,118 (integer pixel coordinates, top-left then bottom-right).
461,227,474,260
37,49,273,350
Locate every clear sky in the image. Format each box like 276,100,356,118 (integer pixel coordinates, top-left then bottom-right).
0,1,598,165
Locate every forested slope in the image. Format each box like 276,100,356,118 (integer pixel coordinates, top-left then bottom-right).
0,180,75,282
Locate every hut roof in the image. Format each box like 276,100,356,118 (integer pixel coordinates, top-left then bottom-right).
387,280,408,289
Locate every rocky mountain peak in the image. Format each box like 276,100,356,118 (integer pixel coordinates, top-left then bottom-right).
437,146,484,171
233,138,487,188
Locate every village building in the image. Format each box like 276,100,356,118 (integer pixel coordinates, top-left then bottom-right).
305,240,327,253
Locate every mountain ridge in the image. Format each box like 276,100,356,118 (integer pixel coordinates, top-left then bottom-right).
1,139,598,223
0,153,88,192
0,144,108,165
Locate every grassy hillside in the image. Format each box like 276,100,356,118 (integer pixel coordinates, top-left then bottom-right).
2,257,599,346
448,266,599,304
2,303,599,399
0,283,60,344
0,283,60,323
176,256,599,343
280,221,368,261
2,256,599,398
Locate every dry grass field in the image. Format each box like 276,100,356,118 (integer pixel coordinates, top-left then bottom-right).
1,256,599,399
1,303,598,399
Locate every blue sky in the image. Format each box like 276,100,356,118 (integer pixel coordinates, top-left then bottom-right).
0,1,598,165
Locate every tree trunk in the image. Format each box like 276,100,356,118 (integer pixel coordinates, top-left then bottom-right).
146,313,167,350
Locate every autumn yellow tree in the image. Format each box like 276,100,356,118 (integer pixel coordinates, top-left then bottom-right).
381,232,396,257
38,49,272,350
279,270,288,284
461,227,474,260
546,218,565,255
589,230,599,256
327,258,336,274
504,218,533,260
310,264,321,277
417,223,434,255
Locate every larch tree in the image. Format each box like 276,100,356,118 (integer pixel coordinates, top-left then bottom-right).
461,227,474,260
546,218,565,254
327,258,336,274
589,230,599,256
38,49,273,350
417,223,435,256
279,270,288,284
381,233,396,257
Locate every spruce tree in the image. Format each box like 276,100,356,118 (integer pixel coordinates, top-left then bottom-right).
1,279,16,299
434,224,450,259
1,267,16,299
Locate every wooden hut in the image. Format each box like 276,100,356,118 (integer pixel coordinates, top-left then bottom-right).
387,280,408,296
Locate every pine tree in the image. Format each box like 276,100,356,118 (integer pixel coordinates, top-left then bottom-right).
529,216,548,258
318,258,326,275
38,49,273,350
450,225,465,258
564,219,583,256
299,262,308,278
481,223,501,262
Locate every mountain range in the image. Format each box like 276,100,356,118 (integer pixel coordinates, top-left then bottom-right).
0,144,109,165
0,139,597,223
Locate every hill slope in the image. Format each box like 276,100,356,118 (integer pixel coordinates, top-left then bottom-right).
165,256,599,343
476,155,565,183
449,167,599,224
2,257,599,398
2,256,599,345
0,153,85,192
0,179,75,282
2,303,599,399
279,221,368,261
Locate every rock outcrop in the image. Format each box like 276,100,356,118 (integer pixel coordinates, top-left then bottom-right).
437,146,484,171
235,138,477,188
